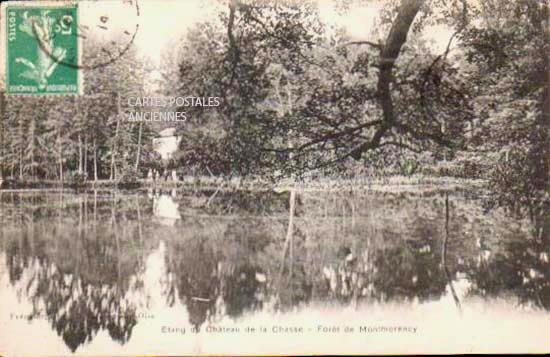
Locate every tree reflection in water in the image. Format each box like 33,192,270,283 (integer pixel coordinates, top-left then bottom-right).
162,213,272,329
1,192,151,352
0,190,548,352
164,239,270,330
465,208,550,309
164,236,220,331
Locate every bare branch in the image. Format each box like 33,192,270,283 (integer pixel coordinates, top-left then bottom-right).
293,119,384,153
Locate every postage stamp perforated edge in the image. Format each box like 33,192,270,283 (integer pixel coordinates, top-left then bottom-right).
1,0,83,96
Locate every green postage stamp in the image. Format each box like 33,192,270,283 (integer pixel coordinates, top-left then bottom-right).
5,4,79,95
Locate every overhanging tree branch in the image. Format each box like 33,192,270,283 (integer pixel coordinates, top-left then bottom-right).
275,0,426,163
353,0,425,159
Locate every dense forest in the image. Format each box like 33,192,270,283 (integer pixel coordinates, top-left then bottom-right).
0,0,548,214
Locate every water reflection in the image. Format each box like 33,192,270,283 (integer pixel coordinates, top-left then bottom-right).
0,189,548,353
465,220,550,310
153,190,181,226
1,192,150,352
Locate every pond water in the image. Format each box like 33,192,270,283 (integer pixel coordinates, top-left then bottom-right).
0,188,548,354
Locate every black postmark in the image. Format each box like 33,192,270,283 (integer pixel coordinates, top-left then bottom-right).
34,0,140,70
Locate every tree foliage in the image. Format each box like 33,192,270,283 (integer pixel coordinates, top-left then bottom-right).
170,0,548,216
174,0,475,178
1,0,548,219
456,0,549,215
1,34,157,183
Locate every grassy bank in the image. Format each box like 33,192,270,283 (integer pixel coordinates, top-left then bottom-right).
0,174,486,193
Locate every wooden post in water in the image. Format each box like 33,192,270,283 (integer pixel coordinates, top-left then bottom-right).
442,193,462,314
279,189,296,282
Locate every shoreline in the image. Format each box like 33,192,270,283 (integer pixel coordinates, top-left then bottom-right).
0,175,486,193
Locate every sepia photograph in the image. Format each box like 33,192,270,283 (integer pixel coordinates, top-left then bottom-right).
0,0,549,355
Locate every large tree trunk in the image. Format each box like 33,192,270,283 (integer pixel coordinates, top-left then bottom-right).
353,0,425,158
378,0,424,124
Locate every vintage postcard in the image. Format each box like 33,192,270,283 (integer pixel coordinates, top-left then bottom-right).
0,0,549,355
